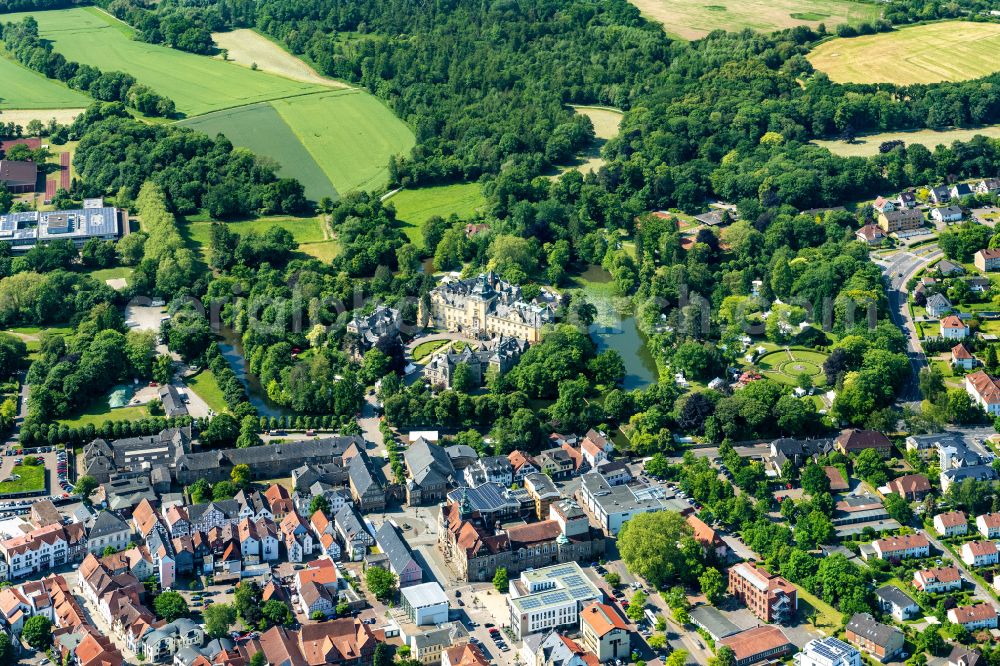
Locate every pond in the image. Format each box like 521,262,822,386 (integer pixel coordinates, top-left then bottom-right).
217,326,295,417
576,265,658,391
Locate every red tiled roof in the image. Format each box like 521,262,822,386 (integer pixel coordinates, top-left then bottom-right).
935,511,967,528
720,625,792,663
888,474,931,495
953,344,975,360
967,371,1000,406
941,315,966,329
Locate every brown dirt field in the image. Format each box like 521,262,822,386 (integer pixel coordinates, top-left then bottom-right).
0,109,85,126
212,30,350,88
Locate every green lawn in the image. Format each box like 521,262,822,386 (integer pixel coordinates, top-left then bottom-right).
4,7,325,116
795,586,841,632
412,340,449,362
186,370,229,413
0,464,46,495
178,102,338,202
814,125,1000,158
386,184,486,245
756,348,829,386
808,21,1000,85
0,50,91,109
84,266,135,284
271,91,415,195
184,216,328,262
57,403,148,428
2,324,74,337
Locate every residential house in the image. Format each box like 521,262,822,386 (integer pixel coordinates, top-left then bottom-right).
975,248,1000,272
347,454,385,514
579,602,630,663
187,501,240,534
1,524,85,579
769,437,833,470
976,512,1000,538
932,206,964,223
524,473,561,520
966,371,1000,415
913,566,962,593
939,261,965,277
333,506,372,562
374,522,422,587
930,185,952,204
280,512,316,563
942,465,999,491
141,618,204,662
442,643,489,666
845,613,903,663
949,647,984,666
727,562,796,623
158,385,188,418
580,430,613,469
977,179,1000,195
687,514,728,560
534,447,575,480
87,511,132,555
898,191,918,209
834,429,893,459
967,276,991,293
961,541,999,567
933,511,968,537
877,208,924,233
874,586,919,622
951,183,974,199
952,344,977,370
870,534,929,560
886,474,931,500
295,559,338,618
403,438,455,506
508,450,539,482
855,224,886,245
941,315,970,340
925,293,953,318
463,456,513,488
947,603,998,631
872,197,895,213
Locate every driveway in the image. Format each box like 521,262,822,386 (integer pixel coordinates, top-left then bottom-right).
881,245,941,404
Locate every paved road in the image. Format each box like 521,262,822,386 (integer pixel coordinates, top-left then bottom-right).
881,245,941,404
923,529,1000,610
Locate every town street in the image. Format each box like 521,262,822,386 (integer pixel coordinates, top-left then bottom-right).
923,529,1000,611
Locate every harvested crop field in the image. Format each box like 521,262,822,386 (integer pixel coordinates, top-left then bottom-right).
212,29,350,88
808,22,1000,84
0,108,85,124
814,125,1000,157
628,0,879,40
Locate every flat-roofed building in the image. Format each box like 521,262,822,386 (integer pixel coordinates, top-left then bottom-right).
400,582,449,626
0,160,37,193
795,637,861,666
0,202,121,251
508,562,602,639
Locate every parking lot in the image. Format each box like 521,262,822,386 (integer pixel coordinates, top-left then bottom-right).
0,446,72,514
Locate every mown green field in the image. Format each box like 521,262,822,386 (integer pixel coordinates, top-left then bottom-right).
271,91,415,194
0,464,45,495
3,7,324,116
0,54,91,109
808,21,1000,84
386,183,486,245
184,216,339,264
179,102,338,202
1,7,415,200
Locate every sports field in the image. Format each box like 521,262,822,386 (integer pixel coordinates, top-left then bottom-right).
814,125,1000,157
627,0,879,40
757,348,829,386
808,22,1000,84
385,183,486,245
0,54,90,109
212,29,348,88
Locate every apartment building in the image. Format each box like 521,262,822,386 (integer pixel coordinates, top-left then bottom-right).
727,562,797,624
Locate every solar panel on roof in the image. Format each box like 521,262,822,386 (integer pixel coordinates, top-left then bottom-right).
519,598,541,610
563,574,584,586
569,586,595,599
541,591,569,605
